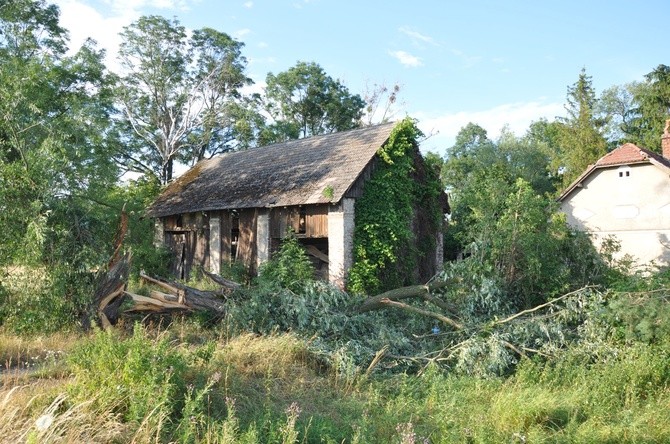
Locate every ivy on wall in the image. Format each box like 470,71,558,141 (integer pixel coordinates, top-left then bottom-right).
348,118,444,295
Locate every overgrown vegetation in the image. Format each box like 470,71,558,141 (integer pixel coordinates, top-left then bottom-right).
349,118,444,295
5,278,670,443
4,2,670,443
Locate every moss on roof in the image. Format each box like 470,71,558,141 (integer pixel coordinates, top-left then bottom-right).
146,122,397,217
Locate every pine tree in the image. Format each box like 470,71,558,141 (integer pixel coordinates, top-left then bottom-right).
555,68,608,186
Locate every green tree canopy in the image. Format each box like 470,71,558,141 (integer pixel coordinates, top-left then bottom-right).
624,64,670,151
262,61,365,143
117,15,253,184
0,0,118,267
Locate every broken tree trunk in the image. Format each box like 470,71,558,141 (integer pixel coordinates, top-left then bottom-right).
133,272,227,315
93,252,131,329
358,280,457,314
200,267,242,290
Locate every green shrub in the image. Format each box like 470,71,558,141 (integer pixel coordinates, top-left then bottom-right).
0,266,93,334
257,233,314,292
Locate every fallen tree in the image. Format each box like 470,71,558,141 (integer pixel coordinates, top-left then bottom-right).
125,272,228,314
357,279,463,329
91,207,236,327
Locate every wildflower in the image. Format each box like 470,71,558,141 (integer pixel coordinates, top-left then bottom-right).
285,402,301,418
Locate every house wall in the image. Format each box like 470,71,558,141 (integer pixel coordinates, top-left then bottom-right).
159,204,331,280
560,163,670,267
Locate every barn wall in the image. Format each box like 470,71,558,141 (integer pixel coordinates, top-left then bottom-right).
269,204,328,239
236,209,257,275
160,212,209,280
209,212,221,274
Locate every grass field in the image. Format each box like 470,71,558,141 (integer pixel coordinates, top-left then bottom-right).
2,320,670,444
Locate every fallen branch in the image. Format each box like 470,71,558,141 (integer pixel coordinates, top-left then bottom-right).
380,298,463,330
139,272,226,314
200,267,241,290
358,279,456,314
492,285,597,326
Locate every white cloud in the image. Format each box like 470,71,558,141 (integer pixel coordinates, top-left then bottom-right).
248,56,276,66
233,28,251,39
415,101,565,154
398,26,437,46
389,50,423,67
243,1,253,7
54,0,132,71
103,0,195,13
257,41,268,48
54,0,200,72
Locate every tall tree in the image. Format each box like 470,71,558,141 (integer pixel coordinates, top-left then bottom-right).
0,0,118,267
362,82,402,125
597,83,637,148
554,68,607,186
262,61,365,143
440,122,496,191
187,27,252,161
625,65,670,151
117,16,252,184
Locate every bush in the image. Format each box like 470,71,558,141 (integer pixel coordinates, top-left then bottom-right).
0,266,93,334
256,233,314,291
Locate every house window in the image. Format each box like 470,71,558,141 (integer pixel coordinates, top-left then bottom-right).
617,166,631,178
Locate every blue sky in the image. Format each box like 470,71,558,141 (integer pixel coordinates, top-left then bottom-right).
54,0,668,155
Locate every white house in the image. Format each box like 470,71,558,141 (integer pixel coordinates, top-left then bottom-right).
558,127,670,268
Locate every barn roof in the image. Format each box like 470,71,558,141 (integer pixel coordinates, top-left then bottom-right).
146,122,398,217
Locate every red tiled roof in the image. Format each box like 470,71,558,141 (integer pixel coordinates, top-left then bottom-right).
595,143,670,167
596,143,648,166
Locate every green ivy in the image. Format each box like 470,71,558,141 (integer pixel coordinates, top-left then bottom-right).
348,118,443,295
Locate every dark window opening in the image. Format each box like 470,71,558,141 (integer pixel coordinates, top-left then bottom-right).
231,210,240,262
176,214,183,228
298,206,306,234
626,171,630,177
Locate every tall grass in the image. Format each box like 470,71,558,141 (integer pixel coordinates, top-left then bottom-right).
2,321,670,443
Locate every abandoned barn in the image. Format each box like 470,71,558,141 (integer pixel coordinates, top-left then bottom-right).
146,121,448,288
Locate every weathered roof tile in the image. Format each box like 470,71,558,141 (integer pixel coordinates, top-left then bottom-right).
146,122,397,217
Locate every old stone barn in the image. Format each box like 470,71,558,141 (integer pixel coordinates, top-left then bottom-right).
146,121,448,290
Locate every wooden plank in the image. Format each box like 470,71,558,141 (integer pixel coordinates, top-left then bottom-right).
305,245,329,264
306,205,328,237
236,208,256,273
221,210,231,264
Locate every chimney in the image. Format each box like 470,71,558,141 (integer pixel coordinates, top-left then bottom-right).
663,119,670,160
